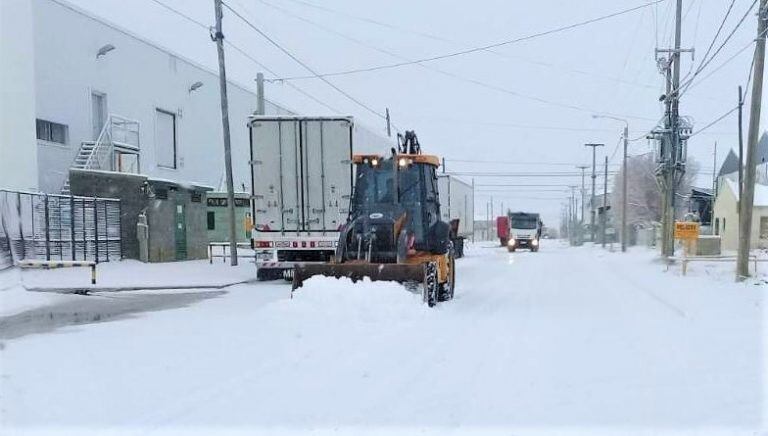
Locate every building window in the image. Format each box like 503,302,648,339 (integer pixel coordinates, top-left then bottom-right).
723,218,726,231
207,211,216,230
191,192,202,203
760,217,768,239
156,109,177,169
715,218,720,235
36,119,68,145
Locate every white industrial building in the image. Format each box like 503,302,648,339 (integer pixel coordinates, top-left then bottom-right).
0,0,391,194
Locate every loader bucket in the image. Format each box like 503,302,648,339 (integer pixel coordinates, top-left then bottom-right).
292,263,426,292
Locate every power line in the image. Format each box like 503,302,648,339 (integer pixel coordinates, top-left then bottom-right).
269,0,666,81
220,1,390,123
696,0,737,73
256,0,658,121
476,183,576,187
447,158,621,167
280,0,659,91
146,0,342,114
682,27,768,96
447,172,618,177
678,0,759,96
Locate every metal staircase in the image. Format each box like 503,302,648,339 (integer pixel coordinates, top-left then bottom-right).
61,115,141,195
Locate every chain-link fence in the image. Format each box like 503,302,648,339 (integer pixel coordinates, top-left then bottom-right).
0,190,122,270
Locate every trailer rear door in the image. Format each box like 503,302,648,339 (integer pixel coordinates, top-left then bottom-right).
301,119,353,234
251,117,353,234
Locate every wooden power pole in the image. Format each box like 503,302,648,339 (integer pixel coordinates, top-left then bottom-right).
737,0,768,280
213,0,239,265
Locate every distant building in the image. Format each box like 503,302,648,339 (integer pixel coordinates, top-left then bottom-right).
0,0,393,261
0,0,391,195
206,192,251,244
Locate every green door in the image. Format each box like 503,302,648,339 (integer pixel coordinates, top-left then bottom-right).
175,203,187,260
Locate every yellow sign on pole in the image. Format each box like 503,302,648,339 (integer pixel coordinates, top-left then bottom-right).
674,222,700,240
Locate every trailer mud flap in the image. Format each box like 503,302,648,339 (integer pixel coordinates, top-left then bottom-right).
291,263,426,292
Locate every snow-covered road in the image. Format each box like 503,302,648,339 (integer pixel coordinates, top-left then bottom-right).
1,241,765,435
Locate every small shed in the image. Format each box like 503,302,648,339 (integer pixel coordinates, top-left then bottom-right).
70,169,212,262
206,192,252,243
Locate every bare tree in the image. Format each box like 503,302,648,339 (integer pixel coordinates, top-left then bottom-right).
613,153,699,227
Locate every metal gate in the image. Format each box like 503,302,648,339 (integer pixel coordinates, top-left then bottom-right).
0,190,122,270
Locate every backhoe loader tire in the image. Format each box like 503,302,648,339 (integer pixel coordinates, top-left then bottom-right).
438,255,455,302
423,262,439,307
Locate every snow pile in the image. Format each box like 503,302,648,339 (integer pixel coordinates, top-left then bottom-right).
277,276,429,322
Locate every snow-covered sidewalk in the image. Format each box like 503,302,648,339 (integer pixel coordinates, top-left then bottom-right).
0,259,259,318
1,241,765,434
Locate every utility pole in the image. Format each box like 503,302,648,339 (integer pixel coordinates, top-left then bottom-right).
712,141,717,234
653,0,690,258
212,0,238,266
576,164,589,244
668,0,684,259
591,115,629,252
584,143,604,244
385,108,392,138
569,185,578,246
738,86,744,199
602,156,608,248
621,125,628,252
737,0,768,281
576,165,588,224
490,196,495,240
256,72,265,115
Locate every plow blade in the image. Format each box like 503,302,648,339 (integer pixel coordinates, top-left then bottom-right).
292,263,426,292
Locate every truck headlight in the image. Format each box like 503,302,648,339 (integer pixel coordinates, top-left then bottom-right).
531,239,539,246
508,238,516,246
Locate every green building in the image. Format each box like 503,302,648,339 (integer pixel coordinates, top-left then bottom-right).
206,192,252,243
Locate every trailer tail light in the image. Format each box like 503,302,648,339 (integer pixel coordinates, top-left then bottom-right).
254,241,273,248
301,241,307,248
292,241,298,248
310,241,316,248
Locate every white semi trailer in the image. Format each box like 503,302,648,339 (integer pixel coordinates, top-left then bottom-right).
437,174,474,257
249,116,356,280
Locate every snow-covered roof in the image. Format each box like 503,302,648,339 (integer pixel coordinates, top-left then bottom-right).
723,178,768,206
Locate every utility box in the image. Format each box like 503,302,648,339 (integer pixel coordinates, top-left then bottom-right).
696,235,721,256
206,192,252,243
70,169,212,262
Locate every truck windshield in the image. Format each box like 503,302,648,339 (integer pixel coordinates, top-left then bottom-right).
510,217,538,229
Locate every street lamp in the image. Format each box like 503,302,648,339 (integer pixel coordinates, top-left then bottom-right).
592,114,629,253
188,81,204,93
96,44,116,58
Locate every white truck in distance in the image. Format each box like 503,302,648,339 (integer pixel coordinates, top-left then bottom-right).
506,212,543,252
249,116,354,280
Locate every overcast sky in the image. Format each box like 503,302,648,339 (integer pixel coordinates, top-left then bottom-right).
67,0,762,224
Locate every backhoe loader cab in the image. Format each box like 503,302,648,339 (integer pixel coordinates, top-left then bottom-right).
292,135,455,307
